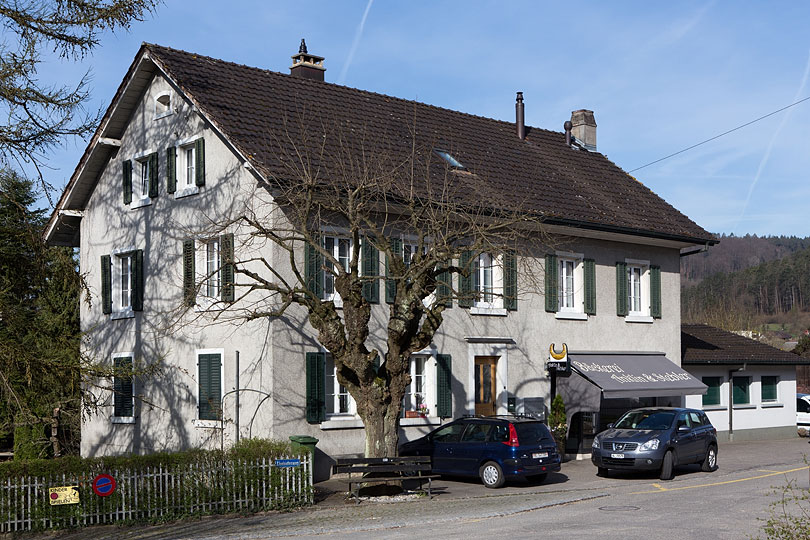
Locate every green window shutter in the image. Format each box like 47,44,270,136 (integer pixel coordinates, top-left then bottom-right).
504,250,517,311
437,266,453,308
544,254,558,312
305,352,326,424
385,238,402,304
101,254,112,314
114,356,134,417
198,353,222,420
615,262,628,316
220,233,235,302
148,152,159,198
436,354,452,418
132,249,144,311
702,377,722,406
194,138,205,186
123,160,132,204
183,239,196,307
584,258,596,315
166,147,176,194
650,265,662,319
304,240,323,299
458,251,474,308
362,238,379,304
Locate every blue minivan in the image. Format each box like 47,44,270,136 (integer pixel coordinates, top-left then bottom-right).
399,416,561,488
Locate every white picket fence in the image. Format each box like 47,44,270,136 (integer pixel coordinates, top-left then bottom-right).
1,454,312,533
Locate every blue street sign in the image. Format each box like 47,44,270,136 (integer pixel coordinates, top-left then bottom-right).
275,459,301,468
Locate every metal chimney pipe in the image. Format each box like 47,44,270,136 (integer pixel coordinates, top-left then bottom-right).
516,92,525,140
564,120,573,146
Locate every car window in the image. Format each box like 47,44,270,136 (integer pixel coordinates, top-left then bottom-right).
688,412,702,426
676,413,691,429
461,423,493,443
514,422,554,444
699,412,711,426
491,424,509,442
798,398,810,413
614,410,676,430
432,423,465,443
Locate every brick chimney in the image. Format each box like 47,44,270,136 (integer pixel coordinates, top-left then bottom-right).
290,39,325,81
570,109,597,151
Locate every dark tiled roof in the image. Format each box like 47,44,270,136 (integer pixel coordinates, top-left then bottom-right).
146,44,713,243
681,324,810,365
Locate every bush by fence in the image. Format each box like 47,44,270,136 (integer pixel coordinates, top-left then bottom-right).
0,438,312,533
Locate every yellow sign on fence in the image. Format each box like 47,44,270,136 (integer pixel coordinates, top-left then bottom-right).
48,486,80,506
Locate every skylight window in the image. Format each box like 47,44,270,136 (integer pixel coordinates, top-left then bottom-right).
435,149,466,170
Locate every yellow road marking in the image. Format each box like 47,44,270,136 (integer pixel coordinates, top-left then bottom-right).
630,466,809,495
757,469,781,473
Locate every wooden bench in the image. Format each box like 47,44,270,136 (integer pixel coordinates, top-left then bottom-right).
333,456,439,503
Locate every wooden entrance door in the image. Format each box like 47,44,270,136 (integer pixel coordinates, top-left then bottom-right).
474,356,498,416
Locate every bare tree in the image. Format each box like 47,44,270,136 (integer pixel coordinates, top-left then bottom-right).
194,112,552,457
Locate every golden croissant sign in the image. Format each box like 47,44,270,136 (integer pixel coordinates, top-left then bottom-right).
549,343,568,360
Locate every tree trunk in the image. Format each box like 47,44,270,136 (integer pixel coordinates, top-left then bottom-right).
359,400,402,457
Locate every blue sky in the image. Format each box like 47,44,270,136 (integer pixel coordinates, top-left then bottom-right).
36,1,810,236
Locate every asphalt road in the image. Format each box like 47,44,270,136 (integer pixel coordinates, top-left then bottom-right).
41,437,810,540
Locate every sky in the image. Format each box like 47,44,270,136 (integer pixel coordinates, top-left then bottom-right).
32,1,810,237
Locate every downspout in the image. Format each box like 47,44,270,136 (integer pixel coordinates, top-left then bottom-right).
728,365,746,442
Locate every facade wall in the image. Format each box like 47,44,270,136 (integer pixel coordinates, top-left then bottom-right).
79,71,690,472
684,365,797,437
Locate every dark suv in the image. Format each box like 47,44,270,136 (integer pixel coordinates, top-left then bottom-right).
398,416,561,488
591,407,718,480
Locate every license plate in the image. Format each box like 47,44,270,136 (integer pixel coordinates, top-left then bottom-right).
611,453,625,459
532,452,548,459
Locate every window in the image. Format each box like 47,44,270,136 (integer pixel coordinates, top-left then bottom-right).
545,253,594,316
732,376,751,405
403,355,436,417
472,253,502,309
761,376,778,403
155,93,172,118
434,149,466,170
197,351,222,421
181,144,196,189
702,376,723,406
112,353,134,419
432,422,465,443
136,157,151,201
205,238,221,298
559,259,576,309
325,354,354,416
322,236,351,302
798,396,810,414
168,137,205,197
101,248,143,318
616,259,661,321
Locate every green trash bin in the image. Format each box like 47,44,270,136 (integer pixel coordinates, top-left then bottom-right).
289,435,319,456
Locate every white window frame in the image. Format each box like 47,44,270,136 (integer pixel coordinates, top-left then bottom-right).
111,351,135,424
194,348,224,428
324,353,356,418
402,354,437,417
194,237,223,310
129,150,154,209
625,258,652,323
471,252,506,316
174,135,201,199
110,245,136,320
321,233,353,307
154,92,172,119
555,251,587,320
399,237,437,308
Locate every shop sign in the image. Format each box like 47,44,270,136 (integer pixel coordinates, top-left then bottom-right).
546,343,571,375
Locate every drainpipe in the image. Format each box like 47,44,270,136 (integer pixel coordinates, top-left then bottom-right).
728,365,746,442
235,351,240,444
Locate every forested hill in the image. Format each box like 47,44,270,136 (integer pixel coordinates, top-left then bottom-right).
681,234,810,286
682,244,810,328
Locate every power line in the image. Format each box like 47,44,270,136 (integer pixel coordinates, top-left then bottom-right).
629,95,810,173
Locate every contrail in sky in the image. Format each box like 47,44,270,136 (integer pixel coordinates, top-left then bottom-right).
734,49,810,231
338,0,374,85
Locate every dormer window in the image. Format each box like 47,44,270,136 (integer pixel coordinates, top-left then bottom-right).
435,149,466,170
155,93,172,119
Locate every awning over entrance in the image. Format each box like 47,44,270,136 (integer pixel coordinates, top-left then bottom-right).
569,352,707,399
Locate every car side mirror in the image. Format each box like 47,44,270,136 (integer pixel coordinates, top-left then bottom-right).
678,425,690,432
607,423,614,429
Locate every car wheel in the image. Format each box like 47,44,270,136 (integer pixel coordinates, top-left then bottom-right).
479,461,505,488
701,444,718,472
660,450,675,481
597,467,609,478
